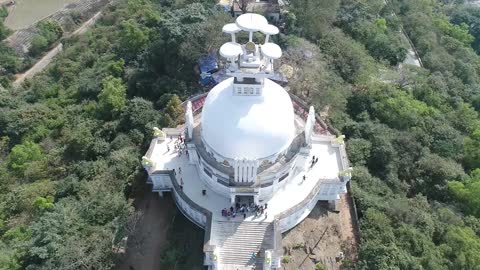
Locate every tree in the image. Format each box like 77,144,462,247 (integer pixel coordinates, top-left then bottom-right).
164,95,183,127
433,17,474,47
98,76,127,116
233,0,252,14
34,196,55,211
347,138,372,166
318,30,376,84
121,97,159,133
0,43,20,75
448,169,480,217
37,19,63,43
29,20,63,56
29,35,49,57
0,21,10,41
290,0,339,40
63,120,96,160
441,226,480,269
119,19,148,57
464,128,480,170
415,153,466,200
8,141,42,174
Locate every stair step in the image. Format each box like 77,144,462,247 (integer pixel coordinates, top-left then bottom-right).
211,221,275,270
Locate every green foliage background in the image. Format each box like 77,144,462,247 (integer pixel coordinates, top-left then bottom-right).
1,0,480,269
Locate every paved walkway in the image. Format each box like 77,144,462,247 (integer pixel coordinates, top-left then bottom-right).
150,136,341,223
151,138,230,221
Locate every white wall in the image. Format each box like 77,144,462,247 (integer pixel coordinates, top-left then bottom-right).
277,193,319,233
173,187,208,228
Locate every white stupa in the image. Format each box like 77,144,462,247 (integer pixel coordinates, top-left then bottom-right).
201,14,294,162
201,78,295,160
143,13,352,270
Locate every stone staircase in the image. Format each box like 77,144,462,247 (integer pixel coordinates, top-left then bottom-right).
212,220,274,269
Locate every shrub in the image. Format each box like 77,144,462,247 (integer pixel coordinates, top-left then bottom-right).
282,256,291,264
29,35,49,56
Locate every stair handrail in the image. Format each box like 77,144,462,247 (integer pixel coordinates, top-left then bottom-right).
272,219,283,267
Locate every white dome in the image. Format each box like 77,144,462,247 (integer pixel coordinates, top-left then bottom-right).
201,78,295,160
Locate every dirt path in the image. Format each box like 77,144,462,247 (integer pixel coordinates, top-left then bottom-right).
71,11,102,36
118,188,176,270
11,7,105,87
13,43,63,87
338,193,359,260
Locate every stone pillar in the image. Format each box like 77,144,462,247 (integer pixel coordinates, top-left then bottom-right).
272,179,279,193
234,160,238,182
243,160,248,182
251,160,255,182
230,194,235,204
234,159,259,183
328,199,340,212
238,160,242,182
304,106,315,146
185,101,194,140
239,161,244,182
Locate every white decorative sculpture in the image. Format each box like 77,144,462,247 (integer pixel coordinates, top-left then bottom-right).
264,250,272,269
339,167,353,182
220,13,281,80
304,106,315,146
153,127,166,140
185,101,194,140
339,167,353,176
332,135,346,145
141,156,154,168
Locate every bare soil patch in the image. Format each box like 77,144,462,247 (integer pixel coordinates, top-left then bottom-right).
280,197,357,270
117,183,205,270
118,188,176,270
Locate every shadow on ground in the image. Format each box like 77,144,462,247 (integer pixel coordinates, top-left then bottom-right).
118,182,204,270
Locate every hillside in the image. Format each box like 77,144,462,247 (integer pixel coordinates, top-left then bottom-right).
0,0,480,269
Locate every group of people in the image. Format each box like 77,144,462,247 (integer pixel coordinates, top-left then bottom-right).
167,135,189,157
302,156,320,184
221,202,268,219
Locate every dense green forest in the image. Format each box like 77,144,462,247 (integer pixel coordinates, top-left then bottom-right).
287,0,480,269
0,7,20,87
1,0,480,269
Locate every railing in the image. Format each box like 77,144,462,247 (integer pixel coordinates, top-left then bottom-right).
400,26,423,67
346,181,361,245
274,177,328,232
144,137,157,160
271,219,283,268
288,93,338,135
181,93,208,114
